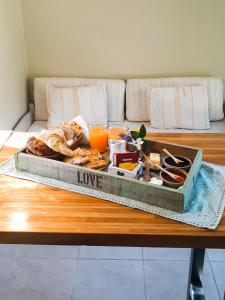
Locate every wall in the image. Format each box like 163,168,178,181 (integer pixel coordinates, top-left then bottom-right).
0,0,28,130
21,0,225,81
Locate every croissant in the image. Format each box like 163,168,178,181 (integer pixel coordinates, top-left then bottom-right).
39,132,76,156
39,120,84,157
27,137,57,156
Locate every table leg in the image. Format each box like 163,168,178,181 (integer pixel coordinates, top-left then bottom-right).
186,248,206,300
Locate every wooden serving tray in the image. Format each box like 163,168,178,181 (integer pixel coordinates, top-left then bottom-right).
14,139,202,213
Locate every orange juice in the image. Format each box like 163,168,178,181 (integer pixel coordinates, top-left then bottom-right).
89,126,108,152
108,127,128,140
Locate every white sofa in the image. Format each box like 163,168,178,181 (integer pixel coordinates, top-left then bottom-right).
15,76,225,133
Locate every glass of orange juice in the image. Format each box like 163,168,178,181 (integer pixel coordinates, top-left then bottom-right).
89,124,108,153
108,123,129,140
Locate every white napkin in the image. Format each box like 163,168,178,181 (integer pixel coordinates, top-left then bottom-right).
72,115,90,145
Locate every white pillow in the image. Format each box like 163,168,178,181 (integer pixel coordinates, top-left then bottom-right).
34,77,125,122
147,85,210,129
47,84,107,128
126,77,224,121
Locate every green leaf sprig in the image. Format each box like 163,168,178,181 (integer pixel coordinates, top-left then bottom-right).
130,124,146,140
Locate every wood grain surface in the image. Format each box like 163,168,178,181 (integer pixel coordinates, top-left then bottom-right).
0,132,225,248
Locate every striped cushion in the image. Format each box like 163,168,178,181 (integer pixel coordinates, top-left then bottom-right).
126,77,224,121
34,77,125,122
47,85,107,128
147,85,210,129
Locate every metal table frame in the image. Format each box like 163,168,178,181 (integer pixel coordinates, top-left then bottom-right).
187,248,206,300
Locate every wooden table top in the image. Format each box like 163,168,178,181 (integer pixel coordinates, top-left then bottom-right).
0,132,225,248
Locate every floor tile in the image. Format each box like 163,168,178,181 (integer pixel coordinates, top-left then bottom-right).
72,259,145,300
15,245,79,259
211,261,225,299
144,260,220,300
79,246,142,260
207,249,225,261
0,258,77,300
0,258,14,281
203,262,221,300
0,244,21,258
0,258,19,300
143,247,191,260
144,260,189,300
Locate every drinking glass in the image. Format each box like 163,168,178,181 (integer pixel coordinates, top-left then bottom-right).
89,123,108,153
108,123,129,140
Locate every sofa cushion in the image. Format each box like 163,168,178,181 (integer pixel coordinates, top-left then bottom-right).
147,85,210,129
34,77,125,122
126,77,224,122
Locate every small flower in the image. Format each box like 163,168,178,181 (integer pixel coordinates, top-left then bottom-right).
130,138,144,150
134,127,140,133
118,133,132,142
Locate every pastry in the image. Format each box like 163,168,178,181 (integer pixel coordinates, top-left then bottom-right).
85,158,107,170
64,147,106,169
39,132,76,156
66,156,90,166
73,148,101,158
27,137,57,156
39,120,84,157
72,156,90,166
57,121,83,140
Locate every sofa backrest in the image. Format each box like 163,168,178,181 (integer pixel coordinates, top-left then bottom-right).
126,77,224,122
34,77,125,122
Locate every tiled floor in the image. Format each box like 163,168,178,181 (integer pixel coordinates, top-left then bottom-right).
0,245,224,300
